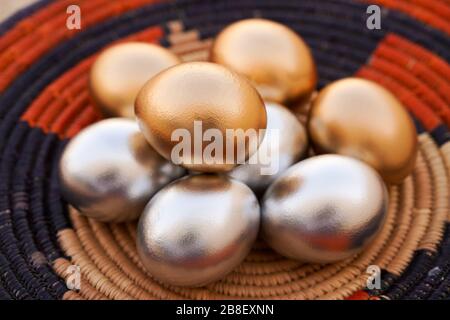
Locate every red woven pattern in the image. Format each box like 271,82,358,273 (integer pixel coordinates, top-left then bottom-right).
21,26,164,138
0,0,162,93
357,33,450,130
369,0,450,35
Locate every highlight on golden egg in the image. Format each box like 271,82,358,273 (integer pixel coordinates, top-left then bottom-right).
135,61,267,172
211,18,317,104
308,77,418,184
89,42,181,118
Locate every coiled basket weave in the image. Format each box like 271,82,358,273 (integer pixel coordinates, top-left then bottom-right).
0,0,449,300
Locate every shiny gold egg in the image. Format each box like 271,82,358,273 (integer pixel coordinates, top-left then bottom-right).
90,42,181,118
211,18,317,104
135,61,267,172
308,78,418,184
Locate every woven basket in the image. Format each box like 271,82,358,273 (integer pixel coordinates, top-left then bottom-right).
0,0,449,300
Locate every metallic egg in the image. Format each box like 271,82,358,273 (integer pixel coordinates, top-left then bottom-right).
228,102,308,194
59,118,185,222
308,77,418,184
135,61,267,172
211,18,317,104
90,42,180,118
137,174,260,286
262,155,388,263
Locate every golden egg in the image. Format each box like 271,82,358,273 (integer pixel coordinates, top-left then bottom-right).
211,18,317,104
308,78,418,184
90,42,181,118
135,62,267,172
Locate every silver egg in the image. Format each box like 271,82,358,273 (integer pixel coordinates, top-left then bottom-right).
137,174,260,286
228,102,308,194
59,118,185,222
262,154,388,263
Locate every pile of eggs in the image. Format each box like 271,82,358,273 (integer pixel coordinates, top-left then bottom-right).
59,19,418,287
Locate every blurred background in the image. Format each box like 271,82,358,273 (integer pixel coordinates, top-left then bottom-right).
1,0,39,22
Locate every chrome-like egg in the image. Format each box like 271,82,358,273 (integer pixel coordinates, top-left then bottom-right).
137,174,260,286
229,102,308,194
262,154,388,263
59,118,185,222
